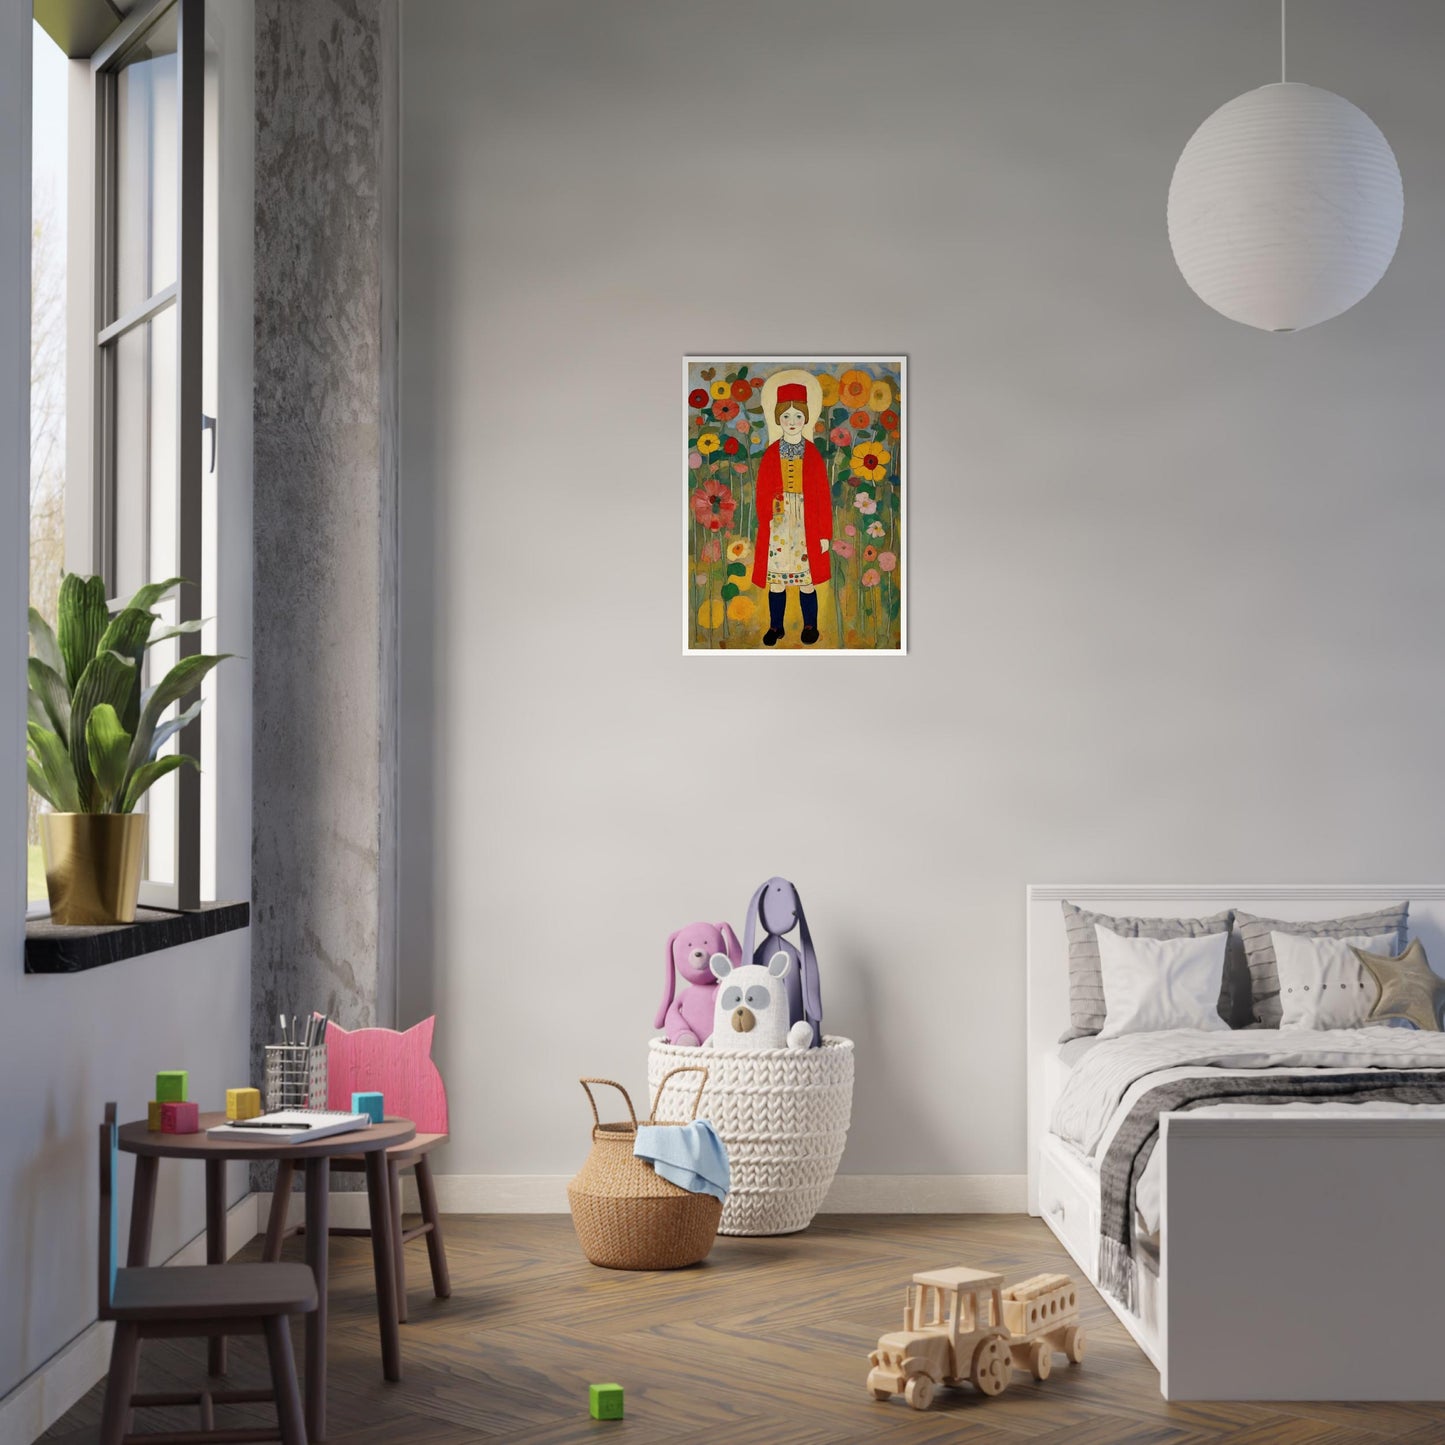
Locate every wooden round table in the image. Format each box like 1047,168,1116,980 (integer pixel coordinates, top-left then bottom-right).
119,1113,415,1442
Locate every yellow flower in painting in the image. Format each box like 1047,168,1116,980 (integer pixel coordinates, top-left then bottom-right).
837,369,871,409
727,594,756,623
869,378,893,412
697,598,725,630
697,432,721,455
850,440,891,482
710,380,731,400
817,373,839,406
726,538,750,562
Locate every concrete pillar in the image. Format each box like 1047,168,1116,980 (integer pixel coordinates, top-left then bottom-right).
252,0,399,1093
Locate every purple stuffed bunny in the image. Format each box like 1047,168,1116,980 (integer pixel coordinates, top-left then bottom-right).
655,921,742,1045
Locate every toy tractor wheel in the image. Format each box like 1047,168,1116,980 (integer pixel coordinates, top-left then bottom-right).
870,1388,891,1401
970,1336,1011,1397
1063,1325,1086,1364
1029,1339,1053,1381
904,1374,936,1411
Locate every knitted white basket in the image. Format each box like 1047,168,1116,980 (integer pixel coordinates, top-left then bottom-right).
647,1036,854,1236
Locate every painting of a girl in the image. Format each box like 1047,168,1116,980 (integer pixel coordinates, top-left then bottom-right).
753,374,831,646
686,356,905,653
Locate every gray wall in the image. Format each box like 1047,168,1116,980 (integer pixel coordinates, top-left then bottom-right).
399,0,1445,1184
253,0,399,1091
0,2,254,1404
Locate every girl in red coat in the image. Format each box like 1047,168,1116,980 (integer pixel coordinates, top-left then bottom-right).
752,383,832,646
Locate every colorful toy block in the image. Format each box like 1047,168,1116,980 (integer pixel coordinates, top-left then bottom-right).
352,1090,385,1124
227,1087,262,1121
147,1101,164,1132
155,1071,189,1103
589,1384,624,1421
160,1100,200,1134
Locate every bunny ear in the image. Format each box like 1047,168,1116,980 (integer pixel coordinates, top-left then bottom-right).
768,950,791,978
709,953,733,981
795,894,822,1047
718,921,742,966
741,881,768,966
656,930,681,1029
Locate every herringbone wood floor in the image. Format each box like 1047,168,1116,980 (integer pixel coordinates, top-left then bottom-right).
44,1214,1445,1443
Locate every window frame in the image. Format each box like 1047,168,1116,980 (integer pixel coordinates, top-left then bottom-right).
88,0,204,911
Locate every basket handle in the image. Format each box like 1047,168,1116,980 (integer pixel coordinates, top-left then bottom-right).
648,1064,709,1125
578,1078,638,1131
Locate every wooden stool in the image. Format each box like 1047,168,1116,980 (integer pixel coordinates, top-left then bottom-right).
98,1103,318,1445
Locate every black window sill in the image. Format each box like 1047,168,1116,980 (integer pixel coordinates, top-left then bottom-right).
25,901,250,974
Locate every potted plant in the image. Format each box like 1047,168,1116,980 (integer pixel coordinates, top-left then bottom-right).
26,573,228,925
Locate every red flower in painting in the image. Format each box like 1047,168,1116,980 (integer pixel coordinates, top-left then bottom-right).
723,436,739,454
700,537,723,563
713,398,741,422
880,408,899,431
850,410,870,428
863,544,878,562
691,478,737,532
689,388,710,410
731,379,753,402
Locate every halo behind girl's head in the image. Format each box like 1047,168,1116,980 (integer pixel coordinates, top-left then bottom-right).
761,368,824,445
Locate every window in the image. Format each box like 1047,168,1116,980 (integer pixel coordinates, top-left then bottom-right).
30,0,219,912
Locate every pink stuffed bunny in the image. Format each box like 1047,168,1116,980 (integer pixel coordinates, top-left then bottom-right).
655,921,742,1045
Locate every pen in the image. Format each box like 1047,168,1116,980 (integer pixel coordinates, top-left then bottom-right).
226,1121,313,1130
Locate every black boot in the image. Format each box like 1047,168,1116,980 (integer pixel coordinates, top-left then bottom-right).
800,589,819,645
763,589,786,646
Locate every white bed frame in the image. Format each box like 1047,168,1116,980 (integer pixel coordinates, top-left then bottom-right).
1027,884,1445,1401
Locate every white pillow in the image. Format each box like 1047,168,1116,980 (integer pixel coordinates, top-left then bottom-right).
1271,930,1397,1030
1095,925,1231,1039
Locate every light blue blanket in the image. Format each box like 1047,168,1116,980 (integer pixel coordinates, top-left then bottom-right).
634,1120,730,1201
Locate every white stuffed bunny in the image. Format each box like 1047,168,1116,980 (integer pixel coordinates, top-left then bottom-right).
707,952,813,1051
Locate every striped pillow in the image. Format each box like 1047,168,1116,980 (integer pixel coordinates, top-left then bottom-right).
1234,904,1409,1028
1061,902,1235,1042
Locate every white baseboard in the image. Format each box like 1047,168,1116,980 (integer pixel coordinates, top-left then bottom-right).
0,1193,260,1445
366,1173,1029,1215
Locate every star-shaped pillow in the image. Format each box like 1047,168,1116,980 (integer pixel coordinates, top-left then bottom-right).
1350,938,1445,1032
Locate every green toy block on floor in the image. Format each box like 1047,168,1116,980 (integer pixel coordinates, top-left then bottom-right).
155,1070,188,1103
589,1384,623,1421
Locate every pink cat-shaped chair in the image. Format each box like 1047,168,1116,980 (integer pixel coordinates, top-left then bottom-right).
265,1017,450,1323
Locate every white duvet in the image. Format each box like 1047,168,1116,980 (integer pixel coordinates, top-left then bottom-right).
1050,1026,1445,1238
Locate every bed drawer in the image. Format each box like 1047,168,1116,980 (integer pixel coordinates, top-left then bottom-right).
1037,1138,1099,1272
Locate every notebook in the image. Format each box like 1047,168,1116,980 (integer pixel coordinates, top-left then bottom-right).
206,1110,372,1144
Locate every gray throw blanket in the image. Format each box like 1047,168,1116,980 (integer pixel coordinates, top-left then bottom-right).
1099,1070,1445,1312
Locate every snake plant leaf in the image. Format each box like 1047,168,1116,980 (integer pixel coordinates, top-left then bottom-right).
28,606,64,677
120,753,197,815
27,756,57,811
148,618,208,646
69,650,138,811
120,576,187,616
27,688,50,730
85,703,132,812
57,573,110,692
95,607,156,732
27,721,81,814
147,698,203,761
125,652,230,786
27,658,71,747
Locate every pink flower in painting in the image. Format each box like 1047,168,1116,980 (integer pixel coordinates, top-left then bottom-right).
700,537,723,562
691,478,736,532
695,572,709,586
878,551,897,572
829,426,851,446
832,540,855,560
732,462,748,473
844,523,856,537
866,520,884,538
713,398,741,423
688,451,703,469
852,492,878,515
735,417,751,434
862,568,881,588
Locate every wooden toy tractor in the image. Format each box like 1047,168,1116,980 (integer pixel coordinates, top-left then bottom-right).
866,1266,1085,1410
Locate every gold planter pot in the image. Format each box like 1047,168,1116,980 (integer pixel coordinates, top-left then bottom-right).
39,813,147,926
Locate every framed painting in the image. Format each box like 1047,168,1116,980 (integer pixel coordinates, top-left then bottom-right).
685,356,906,654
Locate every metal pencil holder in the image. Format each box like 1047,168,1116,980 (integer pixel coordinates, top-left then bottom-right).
264,1043,328,1112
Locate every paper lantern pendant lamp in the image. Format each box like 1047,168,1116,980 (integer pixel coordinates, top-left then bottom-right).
1168,77,1403,333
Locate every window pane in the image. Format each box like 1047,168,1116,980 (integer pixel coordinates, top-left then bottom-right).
29,21,69,904
114,7,178,319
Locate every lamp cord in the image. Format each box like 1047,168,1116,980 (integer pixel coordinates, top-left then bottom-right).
1281,0,1287,82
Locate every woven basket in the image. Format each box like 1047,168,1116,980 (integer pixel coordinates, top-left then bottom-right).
567,1065,723,1270
648,1036,854,1236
